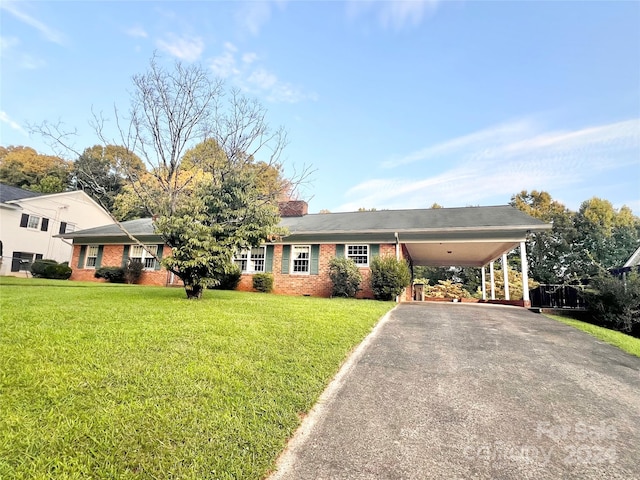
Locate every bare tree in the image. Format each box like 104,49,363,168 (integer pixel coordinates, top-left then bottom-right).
31,55,312,299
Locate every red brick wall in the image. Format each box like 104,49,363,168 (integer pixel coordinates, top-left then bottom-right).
69,244,182,286
237,243,398,299
69,242,409,298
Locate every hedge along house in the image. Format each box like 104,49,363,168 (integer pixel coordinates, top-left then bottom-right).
59,201,550,305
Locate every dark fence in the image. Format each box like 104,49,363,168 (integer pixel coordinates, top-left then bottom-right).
530,285,588,309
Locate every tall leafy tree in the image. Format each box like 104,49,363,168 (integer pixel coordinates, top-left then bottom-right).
510,190,576,284
0,146,72,192
73,145,146,213
572,198,639,278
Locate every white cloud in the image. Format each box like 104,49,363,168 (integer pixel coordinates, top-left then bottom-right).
347,0,441,30
0,35,19,52
156,34,204,62
338,118,640,211
235,1,287,36
0,111,28,136
242,52,258,65
126,26,148,38
0,2,66,45
209,43,316,104
0,36,45,69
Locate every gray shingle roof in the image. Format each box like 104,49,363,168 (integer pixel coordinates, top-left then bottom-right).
60,205,549,241
0,183,42,203
60,218,156,238
280,205,548,234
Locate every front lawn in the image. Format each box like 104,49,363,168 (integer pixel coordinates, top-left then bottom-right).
546,314,640,358
0,278,393,479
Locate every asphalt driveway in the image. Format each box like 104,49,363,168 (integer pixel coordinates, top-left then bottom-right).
269,303,640,479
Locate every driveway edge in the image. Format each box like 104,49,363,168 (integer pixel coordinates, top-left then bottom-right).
267,305,398,479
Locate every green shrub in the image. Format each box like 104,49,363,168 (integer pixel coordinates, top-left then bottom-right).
125,259,144,284
583,273,640,335
370,255,411,301
252,273,274,293
30,259,58,277
212,264,242,290
94,267,126,283
329,257,362,297
30,259,72,280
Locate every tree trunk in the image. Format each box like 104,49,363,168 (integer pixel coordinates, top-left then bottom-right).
184,282,204,300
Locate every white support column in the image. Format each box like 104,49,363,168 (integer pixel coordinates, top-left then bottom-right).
520,241,529,303
490,261,496,300
481,265,487,300
502,253,510,300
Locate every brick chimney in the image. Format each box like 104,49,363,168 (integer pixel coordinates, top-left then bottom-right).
278,200,308,217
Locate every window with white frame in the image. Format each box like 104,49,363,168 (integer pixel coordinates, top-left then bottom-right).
291,245,310,274
27,215,41,229
234,247,266,273
86,246,99,268
347,244,369,266
130,244,158,270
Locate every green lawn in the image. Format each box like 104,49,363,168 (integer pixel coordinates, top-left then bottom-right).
0,278,394,479
546,314,640,358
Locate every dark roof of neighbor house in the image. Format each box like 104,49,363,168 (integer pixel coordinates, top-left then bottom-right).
280,205,548,234
0,183,42,203
59,205,549,241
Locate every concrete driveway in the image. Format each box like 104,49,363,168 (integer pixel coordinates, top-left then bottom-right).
270,303,640,479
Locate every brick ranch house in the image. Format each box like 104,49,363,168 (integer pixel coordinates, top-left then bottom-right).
59,201,550,305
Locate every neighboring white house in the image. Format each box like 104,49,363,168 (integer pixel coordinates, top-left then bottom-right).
0,183,114,276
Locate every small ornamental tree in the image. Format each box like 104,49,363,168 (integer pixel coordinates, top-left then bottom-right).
370,255,411,301
329,257,362,297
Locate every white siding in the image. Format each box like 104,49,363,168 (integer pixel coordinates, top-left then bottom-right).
0,191,114,276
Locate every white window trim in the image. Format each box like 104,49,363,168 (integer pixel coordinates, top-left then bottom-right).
291,245,311,275
130,245,158,270
235,246,266,274
26,215,41,230
346,244,370,267
85,245,99,269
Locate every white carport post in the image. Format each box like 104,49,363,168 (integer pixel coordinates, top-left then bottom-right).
489,261,496,300
502,253,510,300
481,265,487,300
520,241,530,303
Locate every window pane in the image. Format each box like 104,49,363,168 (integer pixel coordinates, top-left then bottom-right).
27,216,40,229
347,245,369,265
144,257,156,269
292,246,310,273
131,245,144,257
251,247,265,272
86,246,98,268
235,249,249,272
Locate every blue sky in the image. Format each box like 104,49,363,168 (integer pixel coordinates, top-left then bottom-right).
1,1,638,214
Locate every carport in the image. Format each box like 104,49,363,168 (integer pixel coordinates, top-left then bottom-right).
379,206,551,305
